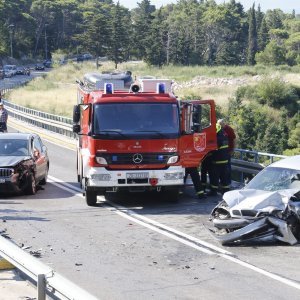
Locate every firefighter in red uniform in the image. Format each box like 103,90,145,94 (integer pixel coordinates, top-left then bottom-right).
208,123,230,196
217,119,236,183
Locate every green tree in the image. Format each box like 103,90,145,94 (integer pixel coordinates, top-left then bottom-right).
108,2,130,69
265,9,284,29
255,40,286,65
257,17,269,51
288,122,300,149
75,1,112,59
144,8,166,67
247,4,257,65
131,0,155,59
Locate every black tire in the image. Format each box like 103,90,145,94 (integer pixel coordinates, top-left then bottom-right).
40,166,49,185
77,153,80,183
161,187,180,202
86,190,97,206
25,173,37,195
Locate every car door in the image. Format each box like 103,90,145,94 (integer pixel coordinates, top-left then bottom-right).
179,100,217,167
32,136,47,182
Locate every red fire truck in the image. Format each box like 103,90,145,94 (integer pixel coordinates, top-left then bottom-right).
73,72,217,206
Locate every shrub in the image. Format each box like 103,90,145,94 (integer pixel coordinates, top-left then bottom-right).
255,78,298,113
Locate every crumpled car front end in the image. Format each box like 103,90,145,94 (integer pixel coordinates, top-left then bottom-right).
210,188,300,245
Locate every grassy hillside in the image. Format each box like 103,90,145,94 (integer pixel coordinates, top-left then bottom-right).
7,61,300,118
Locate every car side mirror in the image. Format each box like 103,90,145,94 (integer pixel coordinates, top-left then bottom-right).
73,105,80,123
73,124,81,133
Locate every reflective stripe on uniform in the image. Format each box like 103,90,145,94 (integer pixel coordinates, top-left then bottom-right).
213,160,228,164
219,145,229,150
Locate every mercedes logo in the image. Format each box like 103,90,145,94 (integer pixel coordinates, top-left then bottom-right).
133,153,143,164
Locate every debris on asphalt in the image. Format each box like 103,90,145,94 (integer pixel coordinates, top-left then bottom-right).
29,249,42,258
22,245,32,250
0,230,11,239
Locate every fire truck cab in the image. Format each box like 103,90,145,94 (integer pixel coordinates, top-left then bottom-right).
73,73,217,206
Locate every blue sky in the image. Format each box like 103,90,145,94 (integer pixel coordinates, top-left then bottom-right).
116,0,298,13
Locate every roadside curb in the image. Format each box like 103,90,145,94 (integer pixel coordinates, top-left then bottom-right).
0,257,15,270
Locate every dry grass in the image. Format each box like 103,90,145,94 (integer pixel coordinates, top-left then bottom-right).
10,85,77,116
6,60,300,118
174,85,237,107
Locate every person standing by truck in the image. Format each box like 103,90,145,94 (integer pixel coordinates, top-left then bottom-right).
185,167,206,199
208,123,230,196
217,118,236,183
0,102,8,132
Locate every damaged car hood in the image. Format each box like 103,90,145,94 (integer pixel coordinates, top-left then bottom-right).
223,189,298,217
0,156,31,167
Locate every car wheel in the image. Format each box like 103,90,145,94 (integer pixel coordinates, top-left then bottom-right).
40,166,48,185
86,189,97,206
25,173,37,195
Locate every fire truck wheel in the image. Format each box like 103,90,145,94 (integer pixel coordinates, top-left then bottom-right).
86,190,97,206
162,187,180,203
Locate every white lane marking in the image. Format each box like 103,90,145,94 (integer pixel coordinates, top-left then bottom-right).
48,174,300,291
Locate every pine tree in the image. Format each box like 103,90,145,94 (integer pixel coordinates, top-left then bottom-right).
131,0,155,60
144,8,166,67
247,4,258,65
257,17,269,51
108,2,130,69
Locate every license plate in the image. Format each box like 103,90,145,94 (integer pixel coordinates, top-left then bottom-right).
0,178,5,183
126,172,149,179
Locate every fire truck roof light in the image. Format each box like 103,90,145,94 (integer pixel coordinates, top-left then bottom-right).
104,83,114,94
157,83,166,94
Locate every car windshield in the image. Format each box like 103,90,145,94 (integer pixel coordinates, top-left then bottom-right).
4,65,15,70
245,167,300,191
93,102,180,139
0,139,29,156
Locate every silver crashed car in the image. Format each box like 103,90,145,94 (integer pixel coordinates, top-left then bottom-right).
210,155,300,245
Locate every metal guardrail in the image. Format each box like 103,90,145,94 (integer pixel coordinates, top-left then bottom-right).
232,148,287,183
2,99,76,138
0,235,98,300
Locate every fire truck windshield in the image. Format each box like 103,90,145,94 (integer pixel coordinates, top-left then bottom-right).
93,102,180,139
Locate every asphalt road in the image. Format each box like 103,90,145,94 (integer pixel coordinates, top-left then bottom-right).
0,69,47,92
1,126,300,300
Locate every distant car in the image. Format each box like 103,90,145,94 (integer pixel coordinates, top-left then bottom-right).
43,60,52,68
35,63,45,71
4,65,17,77
82,53,93,60
16,66,26,75
76,55,84,62
0,133,49,195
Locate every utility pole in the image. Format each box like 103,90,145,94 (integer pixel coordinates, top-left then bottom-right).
8,24,14,58
45,24,48,60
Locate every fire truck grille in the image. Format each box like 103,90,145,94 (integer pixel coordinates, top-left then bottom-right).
98,153,177,165
0,168,14,177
